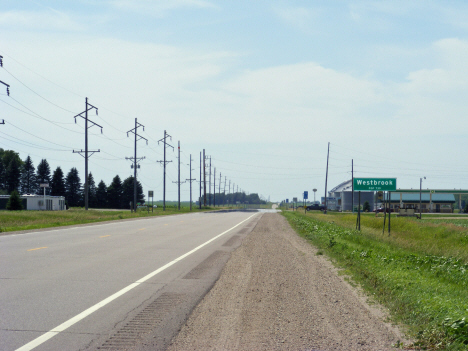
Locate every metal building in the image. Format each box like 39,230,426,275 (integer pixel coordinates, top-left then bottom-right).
328,179,374,212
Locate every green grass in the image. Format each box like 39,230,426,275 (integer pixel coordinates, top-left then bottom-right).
0,206,214,233
282,211,468,350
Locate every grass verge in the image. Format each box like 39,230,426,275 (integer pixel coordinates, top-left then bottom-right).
0,206,214,233
282,210,468,350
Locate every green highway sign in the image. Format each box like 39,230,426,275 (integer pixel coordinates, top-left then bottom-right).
353,178,397,191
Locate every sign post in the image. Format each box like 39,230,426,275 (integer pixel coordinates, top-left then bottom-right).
353,178,397,232
148,191,154,212
40,183,49,210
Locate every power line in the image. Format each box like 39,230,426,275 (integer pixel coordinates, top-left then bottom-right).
72,97,102,210
125,118,147,212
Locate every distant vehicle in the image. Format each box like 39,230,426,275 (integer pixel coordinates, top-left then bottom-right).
153,205,158,208
373,207,394,213
306,204,325,211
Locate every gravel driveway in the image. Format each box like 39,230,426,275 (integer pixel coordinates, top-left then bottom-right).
167,213,406,351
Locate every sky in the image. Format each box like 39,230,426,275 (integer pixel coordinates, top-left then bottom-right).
1,0,468,203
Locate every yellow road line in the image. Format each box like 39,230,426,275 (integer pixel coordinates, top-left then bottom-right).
27,247,47,252
100,235,111,238
139,228,146,231
164,224,168,226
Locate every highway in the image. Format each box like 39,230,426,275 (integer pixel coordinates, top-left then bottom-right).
0,210,260,351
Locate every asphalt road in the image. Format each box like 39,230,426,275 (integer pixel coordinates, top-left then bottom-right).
0,210,261,351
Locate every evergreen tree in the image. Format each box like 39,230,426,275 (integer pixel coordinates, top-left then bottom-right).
96,180,107,208
86,173,98,208
107,175,123,209
122,176,145,208
65,167,82,207
20,156,36,194
0,157,5,194
36,159,51,195
51,167,66,197
6,190,23,210
5,157,21,194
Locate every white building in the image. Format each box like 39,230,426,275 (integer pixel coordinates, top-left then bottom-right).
0,194,66,211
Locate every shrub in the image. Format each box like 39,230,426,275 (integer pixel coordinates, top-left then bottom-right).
6,190,23,211
363,201,370,212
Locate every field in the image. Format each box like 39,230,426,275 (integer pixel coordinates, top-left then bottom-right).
0,206,213,233
282,210,468,350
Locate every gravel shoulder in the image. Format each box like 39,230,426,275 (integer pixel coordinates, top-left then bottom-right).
167,212,407,351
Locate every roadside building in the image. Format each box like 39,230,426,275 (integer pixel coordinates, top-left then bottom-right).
389,193,455,213
326,179,374,212
0,194,66,211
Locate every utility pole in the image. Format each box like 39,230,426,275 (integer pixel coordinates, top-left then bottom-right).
209,157,212,206
172,141,185,210
224,176,227,204
352,159,354,213
125,118,147,212
157,130,173,211
229,179,231,206
199,152,202,209
218,172,222,207
0,55,10,101
203,149,207,206
324,142,330,214
186,154,196,211
213,167,216,207
72,97,102,210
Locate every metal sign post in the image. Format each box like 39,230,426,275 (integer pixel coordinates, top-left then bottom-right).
148,191,154,212
40,183,49,210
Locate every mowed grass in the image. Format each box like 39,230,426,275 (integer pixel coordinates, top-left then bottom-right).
283,210,468,350
0,206,213,233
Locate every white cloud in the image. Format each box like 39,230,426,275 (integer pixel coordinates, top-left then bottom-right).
108,0,217,17
0,10,83,31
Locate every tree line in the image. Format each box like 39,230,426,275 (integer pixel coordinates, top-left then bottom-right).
0,148,144,209
200,192,265,206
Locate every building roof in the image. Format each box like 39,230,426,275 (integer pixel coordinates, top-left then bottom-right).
329,179,352,193
389,193,455,203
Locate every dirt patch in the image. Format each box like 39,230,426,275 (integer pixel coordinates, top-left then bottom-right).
167,213,407,351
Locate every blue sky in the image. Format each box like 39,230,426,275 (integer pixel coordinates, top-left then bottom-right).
1,1,468,203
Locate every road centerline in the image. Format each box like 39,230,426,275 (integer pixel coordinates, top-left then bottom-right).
27,247,47,252
15,213,257,351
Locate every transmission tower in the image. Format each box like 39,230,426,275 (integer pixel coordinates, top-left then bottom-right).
125,118,147,212
208,156,212,206
157,130,173,211
203,149,207,206
172,141,185,210
218,171,222,208
199,151,202,209
0,55,9,125
72,97,102,210
186,154,196,211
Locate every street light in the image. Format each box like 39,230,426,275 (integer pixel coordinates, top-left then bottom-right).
420,177,426,219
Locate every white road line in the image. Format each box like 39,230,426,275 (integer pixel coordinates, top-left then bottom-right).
15,213,258,351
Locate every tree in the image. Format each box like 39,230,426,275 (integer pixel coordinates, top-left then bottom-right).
51,167,66,197
363,201,370,212
6,190,23,210
21,156,36,194
65,167,82,207
107,175,123,209
1,149,22,194
86,173,98,208
96,180,107,208
0,157,5,194
5,157,21,194
36,159,51,195
122,176,145,208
